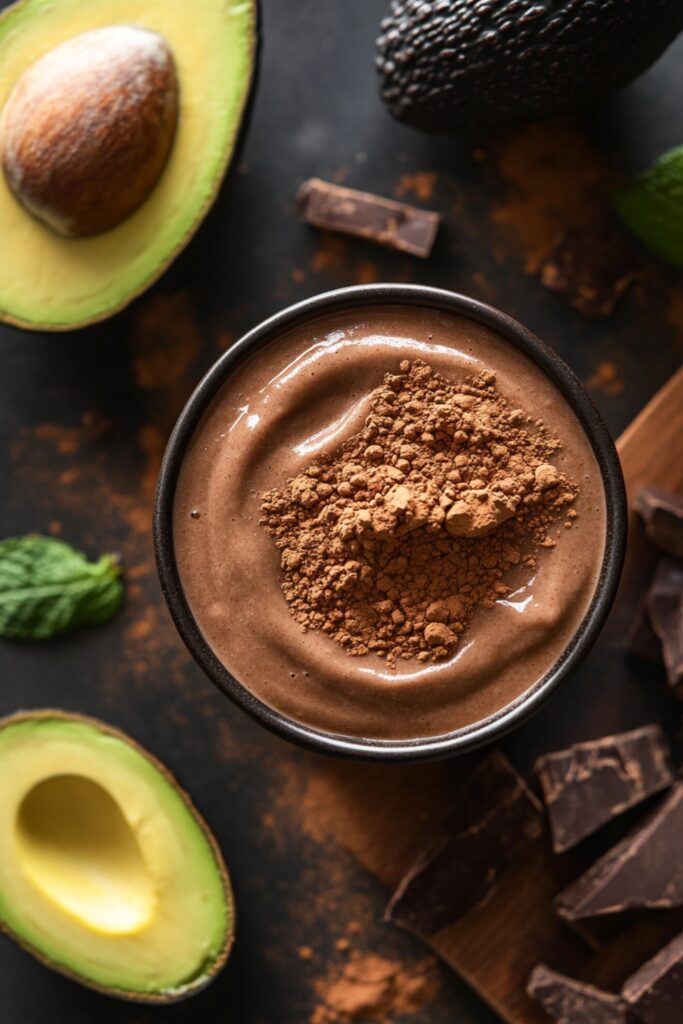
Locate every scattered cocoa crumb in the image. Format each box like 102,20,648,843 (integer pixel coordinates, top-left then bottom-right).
336,937,350,953
81,409,113,442
299,946,315,961
394,172,438,203
586,361,624,397
355,261,380,285
539,226,640,319
261,360,577,664
131,290,201,391
489,122,615,274
310,954,439,1024
32,422,82,456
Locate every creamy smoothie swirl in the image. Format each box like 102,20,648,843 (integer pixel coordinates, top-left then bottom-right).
173,305,606,740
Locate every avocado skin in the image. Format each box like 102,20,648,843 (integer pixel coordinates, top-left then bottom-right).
376,0,683,132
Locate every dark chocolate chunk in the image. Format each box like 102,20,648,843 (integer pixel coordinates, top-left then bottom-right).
556,783,683,922
622,930,683,1023
536,725,674,853
539,226,639,319
296,178,440,258
635,488,683,559
648,560,683,697
384,751,543,936
628,599,664,665
527,964,627,1024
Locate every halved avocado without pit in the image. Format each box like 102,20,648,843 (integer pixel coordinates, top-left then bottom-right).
0,0,258,330
0,710,234,1002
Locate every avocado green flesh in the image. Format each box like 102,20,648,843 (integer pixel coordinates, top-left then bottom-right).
0,714,232,999
614,146,683,269
0,0,257,330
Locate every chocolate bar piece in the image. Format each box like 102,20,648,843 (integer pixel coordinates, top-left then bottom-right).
527,965,626,1023
556,783,683,922
535,725,674,853
296,178,440,258
539,226,639,319
635,488,683,559
648,560,683,697
622,930,683,1024
385,751,543,936
628,599,664,665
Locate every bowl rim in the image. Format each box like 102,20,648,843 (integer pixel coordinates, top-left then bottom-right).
153,284,627,763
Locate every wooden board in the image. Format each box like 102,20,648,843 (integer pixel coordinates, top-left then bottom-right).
301,367,683,1022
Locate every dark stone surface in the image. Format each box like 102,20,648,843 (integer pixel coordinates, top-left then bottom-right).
0,1,682,1021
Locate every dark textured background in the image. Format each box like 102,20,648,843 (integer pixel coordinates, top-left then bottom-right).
0,1,682,1022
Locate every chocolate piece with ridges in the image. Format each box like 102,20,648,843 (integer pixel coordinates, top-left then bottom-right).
385,751,543,936
622,930,683,1023
628,599,664,665
296,178,440,258
556,783,683,922
527,964,627,1024
535,725,674,853
635,488,683,559
648,560,683,697
540,227,640,320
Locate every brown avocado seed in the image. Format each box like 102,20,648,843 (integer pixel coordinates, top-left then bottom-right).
0,25,179,237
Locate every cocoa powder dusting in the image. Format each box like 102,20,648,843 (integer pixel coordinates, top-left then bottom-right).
261,360,578,664
310,953,440,1024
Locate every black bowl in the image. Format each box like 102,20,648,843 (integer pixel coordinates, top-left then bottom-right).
154,285,627,762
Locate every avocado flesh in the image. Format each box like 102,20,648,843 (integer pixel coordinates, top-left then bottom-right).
376,0,683,133
0,713,232,1000
0,0,257,330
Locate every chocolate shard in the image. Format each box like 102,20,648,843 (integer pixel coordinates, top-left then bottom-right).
535,725,674,854
539,226,640,319
648,560,683,697
556,782,683,922
628,599,664,665
296,178,440,258
635,488,683,559
527,964,627,1024
384,751,543,937
622,930,683,1024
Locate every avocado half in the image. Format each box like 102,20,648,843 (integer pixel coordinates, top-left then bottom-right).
376,0,683,133
0,0,258,331
0,710,234,1002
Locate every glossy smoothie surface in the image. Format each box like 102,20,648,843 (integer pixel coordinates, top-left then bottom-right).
173,305,606,740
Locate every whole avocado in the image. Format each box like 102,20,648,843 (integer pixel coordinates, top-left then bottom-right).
376,0,683,132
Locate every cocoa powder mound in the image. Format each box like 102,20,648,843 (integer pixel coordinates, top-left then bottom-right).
260,360,578,664
310,953,440,1024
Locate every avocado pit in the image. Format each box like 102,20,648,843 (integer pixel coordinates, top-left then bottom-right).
0,25,179,237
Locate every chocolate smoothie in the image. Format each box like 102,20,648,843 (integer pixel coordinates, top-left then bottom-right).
173,305,606,740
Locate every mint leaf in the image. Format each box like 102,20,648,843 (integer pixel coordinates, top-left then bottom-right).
0,536,123,639
614,145,683,268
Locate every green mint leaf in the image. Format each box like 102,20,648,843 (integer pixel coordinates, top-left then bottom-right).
0,536,123,640
614,145,683,268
